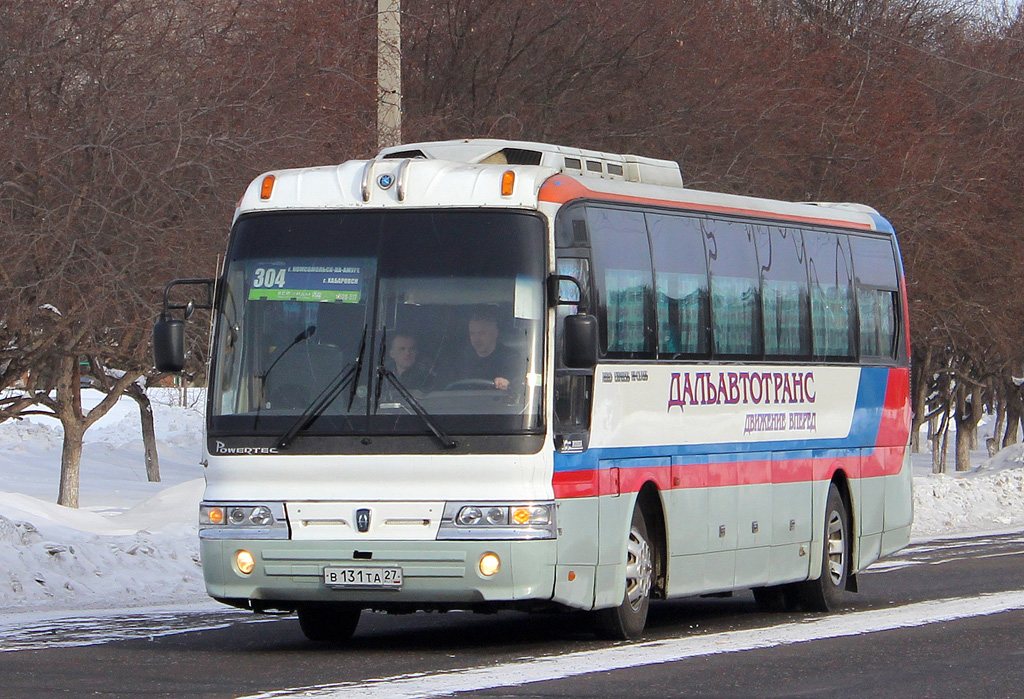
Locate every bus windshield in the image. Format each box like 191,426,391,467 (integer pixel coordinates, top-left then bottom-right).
210,210,547,439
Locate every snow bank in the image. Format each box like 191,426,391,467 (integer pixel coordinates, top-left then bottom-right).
911,442,1024,539
0,481,205,610
1,388,1023,614
0,389,208,612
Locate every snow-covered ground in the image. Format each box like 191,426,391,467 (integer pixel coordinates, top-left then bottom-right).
1,388,1022,615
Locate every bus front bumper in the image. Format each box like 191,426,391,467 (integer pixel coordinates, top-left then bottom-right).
200,538,557,609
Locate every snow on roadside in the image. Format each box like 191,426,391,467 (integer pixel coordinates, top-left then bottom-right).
0,389,208,613
911,443,1024,539
1,388,1024,614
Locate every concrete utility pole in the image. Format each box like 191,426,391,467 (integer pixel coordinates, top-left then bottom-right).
377,0,402,150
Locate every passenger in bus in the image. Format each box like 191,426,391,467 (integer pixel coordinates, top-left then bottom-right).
387,331,435,391
456,311,518,390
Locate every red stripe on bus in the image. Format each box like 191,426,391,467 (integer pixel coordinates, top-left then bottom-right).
538,177,875,231
876,367,912,448
552,450,905,499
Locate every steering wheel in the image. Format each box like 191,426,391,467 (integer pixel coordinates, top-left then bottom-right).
443,378,499,391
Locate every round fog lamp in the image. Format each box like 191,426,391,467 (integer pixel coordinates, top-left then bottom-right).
235,550,255,575
479,552,501,577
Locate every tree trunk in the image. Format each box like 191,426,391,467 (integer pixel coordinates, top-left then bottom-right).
48,354,145,508
55,355,84,508
931,408,948,474
910,345,933,454
127,382,160,482
1005,382,1023,448
954,381,983,472
990,390,1005,458
57,419,85,508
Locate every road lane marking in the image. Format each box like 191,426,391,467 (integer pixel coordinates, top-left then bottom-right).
239,589,1024,699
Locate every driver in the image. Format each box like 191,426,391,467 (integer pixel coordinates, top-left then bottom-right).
456,311,517,391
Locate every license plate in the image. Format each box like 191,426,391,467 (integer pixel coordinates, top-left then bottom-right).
323,566,403,588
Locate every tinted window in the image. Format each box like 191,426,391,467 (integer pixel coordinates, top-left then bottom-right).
756,226,810,358
211,210,547,438
588,207,654,358
805,230,855,359
850,235,899,359
705,219,762,357
648,213,710,357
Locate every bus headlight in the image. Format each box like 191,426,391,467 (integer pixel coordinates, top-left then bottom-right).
457,506,483,526
439,502,556,540
199,502,289,540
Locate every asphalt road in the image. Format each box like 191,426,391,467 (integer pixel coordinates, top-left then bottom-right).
3,531,1024,699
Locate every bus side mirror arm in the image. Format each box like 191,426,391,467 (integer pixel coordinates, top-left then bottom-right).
547,274,598,369
154,278,215,373
547,274,587,314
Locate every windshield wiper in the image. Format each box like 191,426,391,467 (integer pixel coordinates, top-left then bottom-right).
276,325,367,450
254,324,317,428
372,326,456,449
376,365,457,449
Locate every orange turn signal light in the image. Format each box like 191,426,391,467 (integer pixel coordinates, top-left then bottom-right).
260,175,276,200
501,170,515,196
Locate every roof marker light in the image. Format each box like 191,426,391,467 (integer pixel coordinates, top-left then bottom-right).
260,175,276,200
501,170,515,196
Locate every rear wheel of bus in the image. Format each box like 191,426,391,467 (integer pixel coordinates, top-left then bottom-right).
297,602,361,643
593,504,653,640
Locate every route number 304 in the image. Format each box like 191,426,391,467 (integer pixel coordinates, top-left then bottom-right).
253,268,287,289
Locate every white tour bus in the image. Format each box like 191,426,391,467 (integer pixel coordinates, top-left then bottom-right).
154,139,912,641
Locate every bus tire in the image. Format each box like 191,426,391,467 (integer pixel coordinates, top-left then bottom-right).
297,602,361,643
593,504,653,640
794,483,850,612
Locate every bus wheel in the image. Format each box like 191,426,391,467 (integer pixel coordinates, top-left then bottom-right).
794,484,849,612
297,603,361,643
593,505,653,640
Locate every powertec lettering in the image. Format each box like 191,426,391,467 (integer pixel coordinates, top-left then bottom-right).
667,371,815,412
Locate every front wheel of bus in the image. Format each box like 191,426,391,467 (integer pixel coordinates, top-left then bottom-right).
593,505,653,640
794,484,849,612
297,603,361,643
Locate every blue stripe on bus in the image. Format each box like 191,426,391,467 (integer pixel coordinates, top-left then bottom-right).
869,213,895,234
553,366,889,473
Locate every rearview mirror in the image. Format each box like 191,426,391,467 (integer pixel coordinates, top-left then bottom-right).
153,313,185,372
563,314,598,369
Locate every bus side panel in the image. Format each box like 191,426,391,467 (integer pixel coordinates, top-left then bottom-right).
880,446,913,559
666,457,710,597
769,451,813,584
552,496,600,609
856,467,885,570
594,490,638,608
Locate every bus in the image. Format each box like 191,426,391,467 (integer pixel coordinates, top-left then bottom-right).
154,139,912,641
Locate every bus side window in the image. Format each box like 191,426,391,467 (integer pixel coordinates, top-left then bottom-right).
756,226,811,358
587,206,655,359
705,219,762,358
850,235,900,361
805,230,856,360
648,213,710,358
